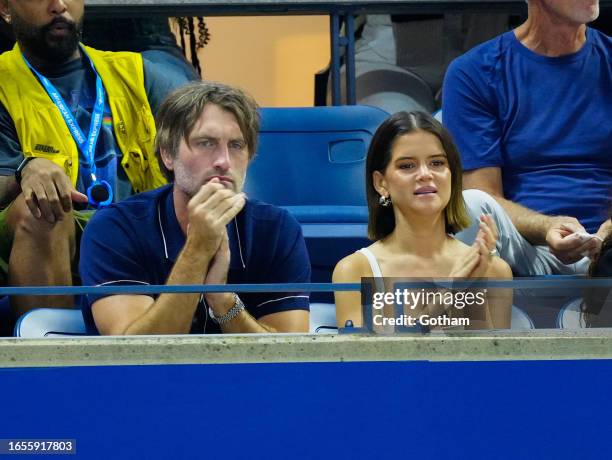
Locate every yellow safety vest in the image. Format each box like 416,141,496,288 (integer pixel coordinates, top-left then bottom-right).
0,44,167,194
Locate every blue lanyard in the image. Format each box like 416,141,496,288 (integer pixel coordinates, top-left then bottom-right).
22,47,112,207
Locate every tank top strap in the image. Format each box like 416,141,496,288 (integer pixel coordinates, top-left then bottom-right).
357,247,385,293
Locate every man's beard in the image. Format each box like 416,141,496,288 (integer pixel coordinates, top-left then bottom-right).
11,15,82,64
173,164,244,198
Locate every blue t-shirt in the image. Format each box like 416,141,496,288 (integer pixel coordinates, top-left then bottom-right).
79,185,311,334
443,28,612,233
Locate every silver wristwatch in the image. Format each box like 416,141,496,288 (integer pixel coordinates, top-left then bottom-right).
212,294,246,325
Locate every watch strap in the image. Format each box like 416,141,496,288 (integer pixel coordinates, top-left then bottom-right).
213,294,246,325
15,157,35,185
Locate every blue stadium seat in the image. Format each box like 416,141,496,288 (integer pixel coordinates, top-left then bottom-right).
14,308,87,338
511,305,535,330
556,298,586,329
249,106,388,209
247,106,389,300
310,302,337,334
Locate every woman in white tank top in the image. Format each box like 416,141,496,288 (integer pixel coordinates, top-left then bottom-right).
333,111,512,331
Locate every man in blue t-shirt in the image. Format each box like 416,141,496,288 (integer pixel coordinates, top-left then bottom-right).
0,0,194,318
79,81,311,334
443,0,612,275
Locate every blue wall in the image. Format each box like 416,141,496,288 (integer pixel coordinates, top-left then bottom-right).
1,360,611,459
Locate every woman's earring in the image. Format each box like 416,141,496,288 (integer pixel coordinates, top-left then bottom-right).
378,195,391,207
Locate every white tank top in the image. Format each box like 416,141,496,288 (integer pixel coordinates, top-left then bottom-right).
357,247,465,331
358,247,385,292
357,247,395,333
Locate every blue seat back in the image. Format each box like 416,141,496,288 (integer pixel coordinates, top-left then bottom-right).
245,105,389,214
245,106,389,301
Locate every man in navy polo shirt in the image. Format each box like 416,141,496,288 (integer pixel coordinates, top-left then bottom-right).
79,81,310,334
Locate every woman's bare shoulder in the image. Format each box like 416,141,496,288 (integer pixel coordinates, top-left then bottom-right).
487,256,513,279
332,247,375,282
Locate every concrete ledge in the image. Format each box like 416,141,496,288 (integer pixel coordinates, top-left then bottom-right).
1,329,612,367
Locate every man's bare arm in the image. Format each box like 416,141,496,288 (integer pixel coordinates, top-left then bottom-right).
92,236,215,335
206,294,309,333
463,167,596,263
202,224,309,333
92,273,310,335
464,167,557,244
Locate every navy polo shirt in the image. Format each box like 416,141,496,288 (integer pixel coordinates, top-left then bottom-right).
79,184,311,334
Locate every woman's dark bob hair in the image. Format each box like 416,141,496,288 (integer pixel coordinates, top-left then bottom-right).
366,111,470,240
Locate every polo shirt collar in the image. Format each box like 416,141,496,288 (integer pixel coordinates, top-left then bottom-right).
157,186,246,270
